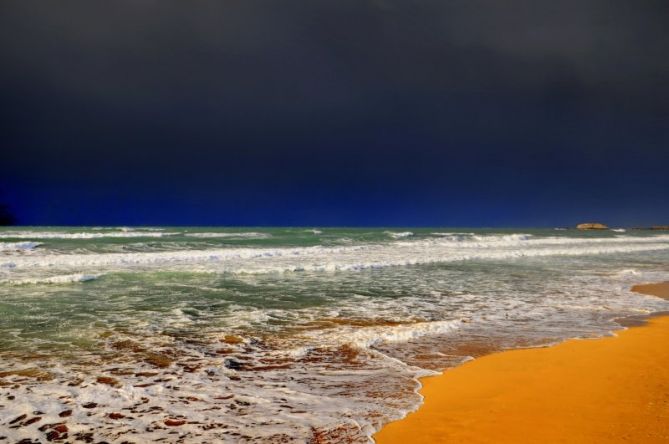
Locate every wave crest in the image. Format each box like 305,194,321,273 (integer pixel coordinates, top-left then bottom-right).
2,234,668,283
0,241,42,252
5,273,100,285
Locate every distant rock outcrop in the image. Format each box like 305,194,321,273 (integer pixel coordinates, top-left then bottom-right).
0,203,15,226
650,225,669,231
576,222,609,230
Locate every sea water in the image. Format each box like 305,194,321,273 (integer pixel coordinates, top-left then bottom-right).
0,227,668,442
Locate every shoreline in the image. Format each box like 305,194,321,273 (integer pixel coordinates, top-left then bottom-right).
374,282,669,443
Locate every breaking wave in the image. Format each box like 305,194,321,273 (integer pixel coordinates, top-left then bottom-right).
0,241,42,252
384,231,414,239
184,232,271,239
308,319,464,349
0,231,180,239
5,273,100,285
2,234,668,284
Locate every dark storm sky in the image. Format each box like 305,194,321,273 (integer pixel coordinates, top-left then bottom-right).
1,1,668,226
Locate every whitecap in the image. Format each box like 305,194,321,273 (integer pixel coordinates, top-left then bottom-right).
384,231,414,239
0,231,180,239
3,273,100,285
2,233,669,280
184,232,271,239
0,241,42,252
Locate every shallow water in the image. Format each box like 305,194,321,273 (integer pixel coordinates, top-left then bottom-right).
1,227,668,442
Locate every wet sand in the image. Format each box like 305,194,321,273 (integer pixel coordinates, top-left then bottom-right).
632,282,669,300
375,282,669,443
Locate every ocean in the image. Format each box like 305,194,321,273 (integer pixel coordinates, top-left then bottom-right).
1,227,668,442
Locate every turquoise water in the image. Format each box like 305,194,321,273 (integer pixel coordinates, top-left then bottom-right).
1,227,668,442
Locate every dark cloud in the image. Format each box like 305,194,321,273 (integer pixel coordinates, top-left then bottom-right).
1,1,667,225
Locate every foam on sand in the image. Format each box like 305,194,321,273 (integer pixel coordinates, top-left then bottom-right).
375,293,669,443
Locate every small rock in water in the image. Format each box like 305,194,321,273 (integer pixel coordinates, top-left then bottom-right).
9,413,27,424
58,409,72,417
96,376,121,387
82,402,98,409
221,335,244,344
576,222,609,230
108,412,125,419
224,358,244,370
23,416,42,426
53,424,68,433
39,422,68,433
144,352,172,368
164,419,186,426
112,339,145,352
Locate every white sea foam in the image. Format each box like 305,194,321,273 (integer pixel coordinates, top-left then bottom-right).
0,231,180,239
90,226,166,232
122,226,168,232
1,234,668,283
431,232,475,236
184,232,271,239
310,319,464,349
615,268,640,276
4,273,100,285
0,241,42,252
384,231,414,239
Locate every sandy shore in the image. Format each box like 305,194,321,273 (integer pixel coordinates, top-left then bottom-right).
632,282,669,299
375,282,669,443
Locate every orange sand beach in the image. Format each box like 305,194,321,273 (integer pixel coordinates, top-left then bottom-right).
375,282,669,444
